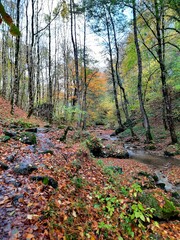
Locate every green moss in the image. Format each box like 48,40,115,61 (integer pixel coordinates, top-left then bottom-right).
0,135,11,142
86,136,103,157
20,132,37,144
139,193,179,220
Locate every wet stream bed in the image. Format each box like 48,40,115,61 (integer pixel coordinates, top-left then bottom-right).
98,133,180,194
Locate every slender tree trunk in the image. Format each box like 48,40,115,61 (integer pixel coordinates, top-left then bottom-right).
11,0,21,114
108,9,135,136
154,0,177,143
35,0,41,105
105,11,124,130
82,12,87,130
48,17,53,124
132,0,152,143
70,0,79,107
2,30,8,99
27,0,35,118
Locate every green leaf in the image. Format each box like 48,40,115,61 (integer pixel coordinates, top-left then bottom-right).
139,213,145,222
9,24,21,37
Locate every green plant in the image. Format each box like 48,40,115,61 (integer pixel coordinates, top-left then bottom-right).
94,192,119,218
71,176,84,189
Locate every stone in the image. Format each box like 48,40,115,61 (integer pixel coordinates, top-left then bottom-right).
25,128,38,133
19,132,37,145
0,161,9,170
6,154,16,162
0,135,10,142
139,192,179,220
30,175,58,189
164,144,180,156
13,163,37,175
3,130,17,138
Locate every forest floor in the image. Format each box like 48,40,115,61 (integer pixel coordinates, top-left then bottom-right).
0,96,180,240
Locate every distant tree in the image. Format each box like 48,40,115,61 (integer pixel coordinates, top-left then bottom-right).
132,0,153,143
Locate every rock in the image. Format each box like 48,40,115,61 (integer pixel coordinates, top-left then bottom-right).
0,135,10,142
106,166,122,174
25,128,38,133
38,149,54,155
139,192,179,220
115,127,125,135
3,130,17,138
144,144,156,150
156,182,166,190
0,161,9,170
6,154,16,162
19,132,37,145
30,175,58,189
13,163,37,175
12,194,24,206
102,144,129,158
86,136,103,157
164,144,180,156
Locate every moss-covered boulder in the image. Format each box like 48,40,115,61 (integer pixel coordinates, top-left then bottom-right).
164,144,180,156
102,144,129,159
0,135,10,142
30,175,58,189
86,136,103,157
19,132,37,145
139,192,179,220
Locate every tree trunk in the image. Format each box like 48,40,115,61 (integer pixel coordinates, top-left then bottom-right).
105,11,124,130
154,0,177,143
70,0,79,108
11,0,21,115
108,9,135,136
48,16,53,124
2,30,8,99
132,0,152,143
27,0,35,118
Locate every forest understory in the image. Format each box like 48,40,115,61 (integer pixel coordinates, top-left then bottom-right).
0,96,180,240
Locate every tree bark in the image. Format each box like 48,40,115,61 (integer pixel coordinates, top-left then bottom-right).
11,0,21,115
154,0,177,143
132,0,152,143
105,11,124,130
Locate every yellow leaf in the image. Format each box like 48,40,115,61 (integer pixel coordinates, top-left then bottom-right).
26,233,35,239
27,214,39,220
0,196,10,205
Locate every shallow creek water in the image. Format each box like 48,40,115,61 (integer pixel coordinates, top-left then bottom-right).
99,134,180,193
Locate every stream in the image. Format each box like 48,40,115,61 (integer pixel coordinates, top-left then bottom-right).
99,134,180,193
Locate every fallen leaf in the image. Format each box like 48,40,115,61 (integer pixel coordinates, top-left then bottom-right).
26,233,35,239
72,210,77,218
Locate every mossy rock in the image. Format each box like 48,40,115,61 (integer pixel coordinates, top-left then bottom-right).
164,144,180,156
106,166,122,174
0,135,11,142
19,132,37,145
139,192,179,220
11,120,34,129
144,144,156,150
30,175,58,189
86,136,103,157
102,144,129,158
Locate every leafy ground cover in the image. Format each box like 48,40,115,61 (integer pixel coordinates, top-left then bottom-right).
0,97,180,239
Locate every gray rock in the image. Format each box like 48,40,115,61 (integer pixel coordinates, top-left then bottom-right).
0,161,9,170
30,175,58,189
3,130,17,138
13,162,37,175
6,154,16,162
